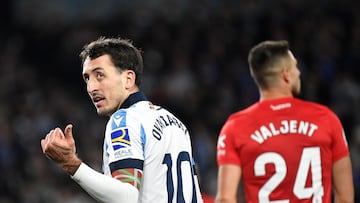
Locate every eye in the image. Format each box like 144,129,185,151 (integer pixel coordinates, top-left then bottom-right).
83,75,89,82
96,72,104,79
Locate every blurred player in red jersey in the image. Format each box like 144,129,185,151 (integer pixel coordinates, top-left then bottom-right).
215,40,354,203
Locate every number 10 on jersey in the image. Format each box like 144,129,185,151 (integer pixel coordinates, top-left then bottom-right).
163,151,198,203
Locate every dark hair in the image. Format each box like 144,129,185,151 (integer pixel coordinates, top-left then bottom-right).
248,40,290,89
79,37,143,86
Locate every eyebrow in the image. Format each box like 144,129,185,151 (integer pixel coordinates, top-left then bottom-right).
83,67,104,76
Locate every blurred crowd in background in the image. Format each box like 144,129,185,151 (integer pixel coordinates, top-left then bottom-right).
0,0,359,202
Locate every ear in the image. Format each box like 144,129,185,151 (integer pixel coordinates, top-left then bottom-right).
281,67,290,84
124,70,137,89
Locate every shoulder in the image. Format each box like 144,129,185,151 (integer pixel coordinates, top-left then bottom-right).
107,102,150,130
110,101,170,126
220,104,259,133
106,109,127,130
226,103,259,122
113,101,154,118
293,98,343,127
294,98,326,109
294,98,337,116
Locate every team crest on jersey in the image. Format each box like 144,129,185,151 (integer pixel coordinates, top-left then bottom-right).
111,128,131,150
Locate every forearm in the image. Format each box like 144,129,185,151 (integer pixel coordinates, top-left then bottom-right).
334,196,354,203
215,165,241,203
332,157,354,203
71,163,139,203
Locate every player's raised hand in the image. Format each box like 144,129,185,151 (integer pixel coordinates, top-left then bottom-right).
41,124,81,175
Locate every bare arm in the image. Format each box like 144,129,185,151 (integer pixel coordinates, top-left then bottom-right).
332,156,354,203
215,164,242,203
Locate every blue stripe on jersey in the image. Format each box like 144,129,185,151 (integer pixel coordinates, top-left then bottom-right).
192,164,198,176
111,110,127,129
104,142,109,152
140,124,146,158
109,158,144,173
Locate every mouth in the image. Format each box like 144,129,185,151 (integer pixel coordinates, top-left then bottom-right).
92,96,105,107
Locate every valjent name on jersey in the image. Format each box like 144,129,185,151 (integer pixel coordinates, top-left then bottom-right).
251,119,318,144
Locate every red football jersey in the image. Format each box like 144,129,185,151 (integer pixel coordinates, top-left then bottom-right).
217,97,349,203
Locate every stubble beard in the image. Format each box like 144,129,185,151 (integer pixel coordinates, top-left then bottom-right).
96,107,114,117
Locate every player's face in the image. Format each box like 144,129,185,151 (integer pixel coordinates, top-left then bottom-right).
288,51,301,96
82,54,128,116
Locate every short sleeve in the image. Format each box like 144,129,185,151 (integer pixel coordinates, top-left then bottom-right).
106,110,144,164
216,118,241,166
328,110,350,162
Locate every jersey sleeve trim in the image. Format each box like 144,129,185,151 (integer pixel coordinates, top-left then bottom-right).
333,150,350,162
217,159,241,166
109,158,144,173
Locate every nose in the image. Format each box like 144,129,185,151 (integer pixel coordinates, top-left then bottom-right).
87,77,99,93
297,67,301,77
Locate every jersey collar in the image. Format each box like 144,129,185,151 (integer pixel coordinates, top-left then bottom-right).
120,91,148,109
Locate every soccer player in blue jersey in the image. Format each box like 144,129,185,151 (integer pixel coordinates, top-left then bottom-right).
41,37,203,203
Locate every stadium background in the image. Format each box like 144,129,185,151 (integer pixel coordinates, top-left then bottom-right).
0,0,359,202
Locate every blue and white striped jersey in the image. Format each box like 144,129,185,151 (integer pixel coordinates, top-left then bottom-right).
102,92,203,203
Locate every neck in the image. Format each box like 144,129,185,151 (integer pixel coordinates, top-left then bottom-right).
259,88,293,101
119,91,148,109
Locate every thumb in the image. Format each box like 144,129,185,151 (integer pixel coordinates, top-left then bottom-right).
40,139,47,153
64,124,74,140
